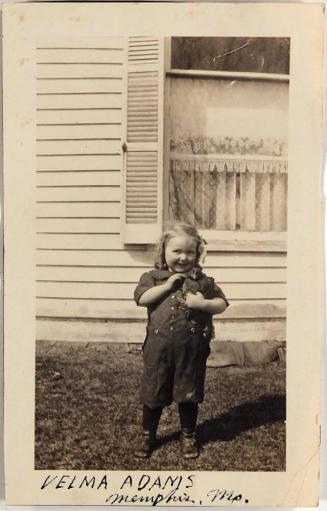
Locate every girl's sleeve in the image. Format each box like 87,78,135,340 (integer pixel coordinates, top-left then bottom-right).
210,278,230,307
134,272,156,305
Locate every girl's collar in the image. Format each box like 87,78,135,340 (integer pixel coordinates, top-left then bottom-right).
153,267,204,280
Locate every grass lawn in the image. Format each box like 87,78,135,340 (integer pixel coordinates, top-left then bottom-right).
35,341,286,471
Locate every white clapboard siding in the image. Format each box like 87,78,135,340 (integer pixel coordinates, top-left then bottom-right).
37,109,122,125
37,79,123,95
35,40,125,325
37,229,285,251
35,40,287,343
37,93,122,110
36,281,286,300
37,124,122,139
36,249,286,267
36,186,120,202
36,266,286,283
37,49,124,64
37,155,121,172
37,64,123,79
36,233,123,250
36,298,286,320
37,139,121,156
122,37,164,243
36,318,286,343
36,202,120,218
37,218,120,234
36,171,121,187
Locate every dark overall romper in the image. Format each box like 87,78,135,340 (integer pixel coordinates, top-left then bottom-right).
134,269,229,410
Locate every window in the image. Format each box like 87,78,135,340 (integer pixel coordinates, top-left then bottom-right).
165,37,289,250
122,37,289,250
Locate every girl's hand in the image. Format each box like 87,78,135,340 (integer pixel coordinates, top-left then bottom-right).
165,273,186,290
186,294,227,314
138,273,186,306
185,292,205,310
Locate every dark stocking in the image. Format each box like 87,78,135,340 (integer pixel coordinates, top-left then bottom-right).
178,401,198,431
142,405,162,434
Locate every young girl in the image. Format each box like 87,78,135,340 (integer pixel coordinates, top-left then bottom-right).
134,224,229,459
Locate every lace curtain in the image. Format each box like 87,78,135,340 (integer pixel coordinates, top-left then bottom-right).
169,154,288,231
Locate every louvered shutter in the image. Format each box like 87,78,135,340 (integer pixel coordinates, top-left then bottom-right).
122,37,164,244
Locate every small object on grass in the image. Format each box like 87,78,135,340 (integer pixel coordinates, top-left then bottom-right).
207,340,286,367
127,343,142,354
180,429,199,459
134,430,156,459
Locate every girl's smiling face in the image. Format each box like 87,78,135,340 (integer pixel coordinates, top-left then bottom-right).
165,235,198,273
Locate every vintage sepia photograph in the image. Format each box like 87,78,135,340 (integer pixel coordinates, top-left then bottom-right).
34,36,288,471
3,3,323,507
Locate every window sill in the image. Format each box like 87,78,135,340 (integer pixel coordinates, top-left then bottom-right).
200,230,287,252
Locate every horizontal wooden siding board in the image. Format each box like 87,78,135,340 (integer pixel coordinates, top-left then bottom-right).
36,155,121,171
36,171,121,187
36,250,286,267
36,233,122,250
36,202,120,218
36,298,286,320
37,64,123,79
36,281,286,300
37,218,120,233
37,139,121,156
37,109,122,124
37,38,123,49
37,124,122,139
36,266,286,283
37,94,122,110
36,318,286,343
37,49,123,64
36,186,120,202
37,79,123,95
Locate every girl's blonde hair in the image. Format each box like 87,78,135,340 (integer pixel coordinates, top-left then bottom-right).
154,223,207,270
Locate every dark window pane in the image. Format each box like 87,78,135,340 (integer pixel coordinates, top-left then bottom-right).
171,37,290,74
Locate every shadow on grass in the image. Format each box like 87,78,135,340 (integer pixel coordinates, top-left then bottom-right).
155,394,285,450
199,394,286,444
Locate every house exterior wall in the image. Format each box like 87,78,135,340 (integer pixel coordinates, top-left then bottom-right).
35,40,287,343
